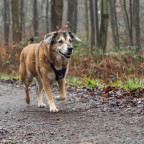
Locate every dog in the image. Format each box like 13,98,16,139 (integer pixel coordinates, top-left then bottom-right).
19,31,81,112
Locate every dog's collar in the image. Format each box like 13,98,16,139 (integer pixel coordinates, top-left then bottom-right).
48,60,66,81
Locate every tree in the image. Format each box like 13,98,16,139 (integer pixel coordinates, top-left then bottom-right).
3,0,10,43
89,0,95,49
46,0,49,33
133,0,141,51
99,0,109,52
109,0,119,48
20,0,25,38
33,0,39,36
51,0,63,31
67,0,77,33
95,0,99,45
85,0,89,41
123,0,133,46
11,0,21,42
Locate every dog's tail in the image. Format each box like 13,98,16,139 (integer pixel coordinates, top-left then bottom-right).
28,37,34,45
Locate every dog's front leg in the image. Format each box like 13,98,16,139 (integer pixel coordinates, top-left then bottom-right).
56,79,66,101
41,78,58,112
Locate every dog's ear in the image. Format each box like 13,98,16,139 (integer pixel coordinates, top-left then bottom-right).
68,32,81,42
44,32,58,44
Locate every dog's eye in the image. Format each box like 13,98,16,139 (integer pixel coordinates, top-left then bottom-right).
58,40,63,44
69,39,73,43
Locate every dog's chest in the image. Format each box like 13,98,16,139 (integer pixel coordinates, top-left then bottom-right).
47,72,56,83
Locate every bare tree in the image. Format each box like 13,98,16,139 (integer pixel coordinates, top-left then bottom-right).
99,0,109,52
85,0,89,41
33,0,39,36
95,0,99,45
3,0,10,43
67,0,77,33
20,0,25,38
89,0,95,49
109,0,119,48
46,0,49,33
123,0,133,46
133,0,141,51
11,0,21,42
51,0,63,31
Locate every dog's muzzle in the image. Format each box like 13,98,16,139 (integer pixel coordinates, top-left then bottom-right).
59,46,73,59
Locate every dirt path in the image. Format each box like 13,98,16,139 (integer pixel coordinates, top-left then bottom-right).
0,81,144,144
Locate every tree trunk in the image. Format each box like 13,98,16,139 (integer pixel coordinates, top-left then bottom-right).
4,0,10,43
46,0,49,33
51,0,63,31
95,0,99,45
85,0,89,41
89,0,95,49
123,0,133,46
33,0,39,36
99,0,109,52
67,0,77,33
11,0,21,43
20,0,25,39
109,0,119,48
133,0,141,51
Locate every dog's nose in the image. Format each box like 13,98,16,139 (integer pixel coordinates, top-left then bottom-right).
67,46,73,52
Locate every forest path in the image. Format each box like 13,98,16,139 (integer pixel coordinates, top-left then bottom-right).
0,81,143,144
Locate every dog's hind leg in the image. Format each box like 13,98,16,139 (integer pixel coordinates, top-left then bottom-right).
19,53,32,104
23,73,33,104
24,84,30,104
36,76,46,108
20,70,33,104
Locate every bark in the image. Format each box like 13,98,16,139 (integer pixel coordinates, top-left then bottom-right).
109,0,119,48
67,0,77,33
123,0,133,46
33,0,39,36
46,0,49,33
133,0,141,51
4,0,10,43
85,0,89,40
11,0,21,42
20,0,25,38
89,0,95,49
95,0,99,45
51,0,63,31
99,0,109,52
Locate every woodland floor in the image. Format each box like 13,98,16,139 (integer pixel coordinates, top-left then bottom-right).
0,80,144,144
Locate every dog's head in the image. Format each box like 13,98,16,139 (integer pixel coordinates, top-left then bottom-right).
44,31,81,59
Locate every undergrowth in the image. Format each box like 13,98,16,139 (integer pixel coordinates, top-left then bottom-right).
66,77,144,91
0,40,143,90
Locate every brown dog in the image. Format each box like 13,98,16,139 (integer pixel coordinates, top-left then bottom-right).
19,31,81,112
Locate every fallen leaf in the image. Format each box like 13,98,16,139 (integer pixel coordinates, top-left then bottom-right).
104,98,110,101
101,93,107,97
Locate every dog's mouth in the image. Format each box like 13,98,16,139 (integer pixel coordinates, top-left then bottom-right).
59,51,72,58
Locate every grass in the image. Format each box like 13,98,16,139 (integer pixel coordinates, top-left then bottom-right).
66,76,144,90
0,73,19,80
0,73,143,91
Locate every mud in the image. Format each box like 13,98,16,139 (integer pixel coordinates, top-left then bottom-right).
0,80,144,144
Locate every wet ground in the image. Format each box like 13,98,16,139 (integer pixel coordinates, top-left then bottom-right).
0,80,144,144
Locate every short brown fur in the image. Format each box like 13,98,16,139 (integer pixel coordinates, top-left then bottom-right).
19,31,80,112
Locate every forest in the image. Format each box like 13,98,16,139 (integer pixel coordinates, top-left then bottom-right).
0,0,143,87
0,0,144,143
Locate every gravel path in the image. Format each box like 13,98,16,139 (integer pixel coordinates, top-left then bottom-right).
0,81,144,144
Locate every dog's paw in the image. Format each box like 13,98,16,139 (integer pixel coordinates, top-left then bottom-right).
50,108,59,113
55,95,66,101
26,97,30,104
38,103,46,108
